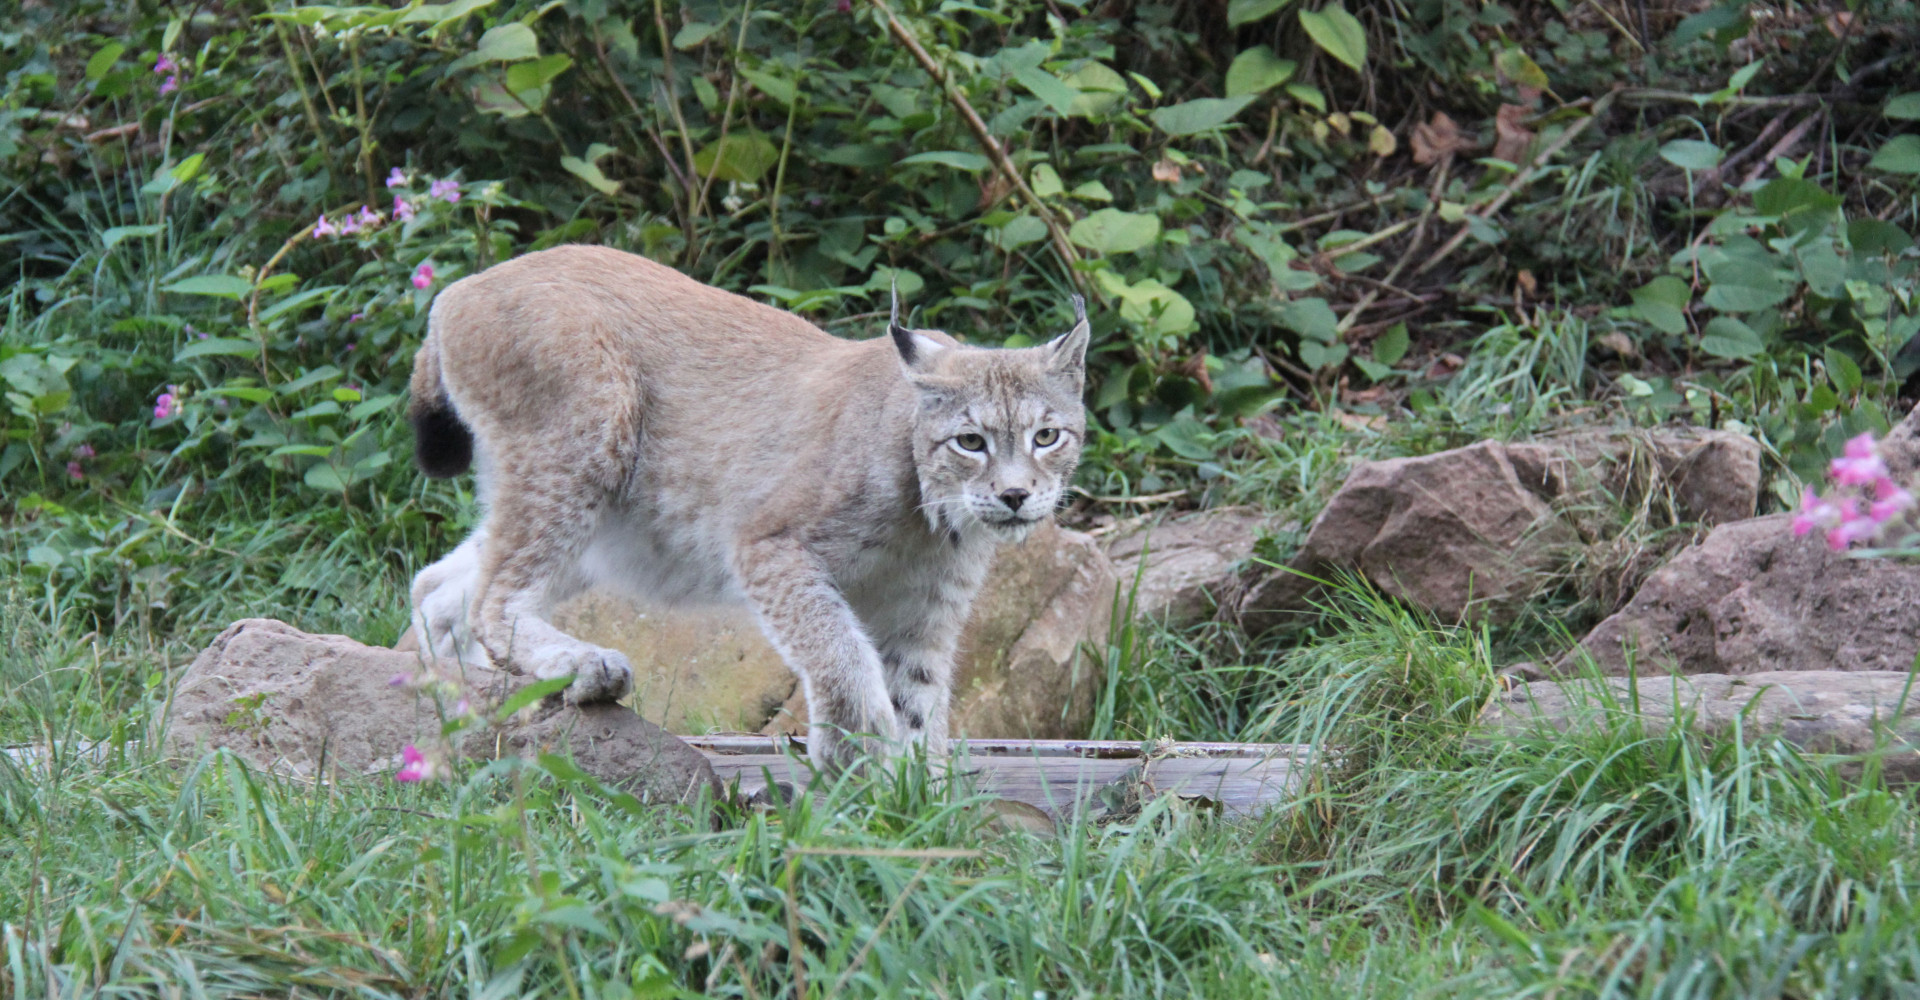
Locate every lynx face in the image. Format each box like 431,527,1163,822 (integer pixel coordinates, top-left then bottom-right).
896,306,1089,541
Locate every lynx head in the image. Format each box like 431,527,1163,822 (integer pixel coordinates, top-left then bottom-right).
892,293,1090,542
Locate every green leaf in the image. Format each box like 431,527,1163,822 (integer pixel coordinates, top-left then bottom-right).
1631,276,1691,335
101,224,163,250
1278,298,1339,343
1494,48,1549,93
672,21,725,49
1698,316,1764,359
1701,257,1790,312
1284,83,1327,113
1014,66,1079,117
1068,209,1162,254
738,65,797,106
1298,5,1367,71
1868,135,1920,175
560,152,621,195
989,214,1049,251
1153,418,1217,460
474,23,538,62
1070,181,1113,202
1658,139,1723,171
1030,163,1064,198
1848,219,1914,256
695,133,780,182
162,275,253,299
170,152,206,183
1228,0,1293,25
86,42,125,82
1373,322,1409,365
174,337,260,361
1064,62,1127,117
1825,347,1863,396
303,462,349,492
1149,95,1256,136
504,53,571,93
1094,273,1197,338
896,150,990,172
1225,46,1297,98
495,677,575,721
1887,93,1920,120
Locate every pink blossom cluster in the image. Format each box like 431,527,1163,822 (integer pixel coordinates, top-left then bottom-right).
387,668,479,783
312,205,383,238
153,385,180,420
1793,432,1914,551
155,54,179,96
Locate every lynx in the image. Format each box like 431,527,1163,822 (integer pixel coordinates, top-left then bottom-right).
406,245,1089,765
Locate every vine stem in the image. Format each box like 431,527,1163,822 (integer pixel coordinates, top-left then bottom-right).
865,0,1092,299
1414,89,1619,278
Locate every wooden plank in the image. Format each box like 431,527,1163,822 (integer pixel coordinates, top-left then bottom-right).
688,736,1310,818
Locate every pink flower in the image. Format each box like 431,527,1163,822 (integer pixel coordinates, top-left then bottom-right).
155,54,176,75
159,75,178,95
452,698,470,717
386,167,407,188
1871,477,1914,523
1792,486,1843,537
1831,432,1889,487
337,214,362,235
348,312,364,323
1828,515,1881,551
356,205,381,228
394,745,435,782
412,262,435,290
153,391,177,420
389,672,413,688
430,178,461,203
73,443,95,459
393,195,415,221
312,215,338,238
67,461,84,481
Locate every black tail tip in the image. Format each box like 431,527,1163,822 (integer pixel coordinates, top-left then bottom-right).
411,403,474,479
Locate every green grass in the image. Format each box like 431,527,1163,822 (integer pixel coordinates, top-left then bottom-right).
6,542,1920,998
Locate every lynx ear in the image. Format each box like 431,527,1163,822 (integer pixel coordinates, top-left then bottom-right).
1045,294,1091,374
888,280,948,372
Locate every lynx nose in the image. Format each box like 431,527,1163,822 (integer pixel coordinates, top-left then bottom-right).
998,488,1030,512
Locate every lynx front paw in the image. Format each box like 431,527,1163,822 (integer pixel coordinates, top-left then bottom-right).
528,643,634,704
806,698,903,771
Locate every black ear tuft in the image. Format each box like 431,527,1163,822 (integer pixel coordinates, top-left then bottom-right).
890,321,918,366
887,275,918,365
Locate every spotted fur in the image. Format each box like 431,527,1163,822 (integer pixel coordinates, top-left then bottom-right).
406,245,1089,767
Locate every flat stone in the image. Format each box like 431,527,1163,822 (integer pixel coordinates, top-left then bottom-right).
1482,670,1920,781
169,619,715,802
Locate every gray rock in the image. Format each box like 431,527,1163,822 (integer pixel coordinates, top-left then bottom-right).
1563,513,1920,677
1238,427,1762,631
1102,507,1277,625
168,619,716,802
767,522,1119,739
1482,671,1920,781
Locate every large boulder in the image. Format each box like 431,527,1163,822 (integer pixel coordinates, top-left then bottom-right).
1483,671,1920,781
414,523,1121,740
1101,507,1279,625
552,598,796,734
766,522,1119,739
168,619,716,801
1562,513,1920,676
1238,428,1762,630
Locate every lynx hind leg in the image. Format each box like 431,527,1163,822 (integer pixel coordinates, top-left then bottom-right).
410,532,493,670
881,645,953,754
472,464,633,704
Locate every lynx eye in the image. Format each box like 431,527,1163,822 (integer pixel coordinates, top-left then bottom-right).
955,433,988,453
1033,428,1060,448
